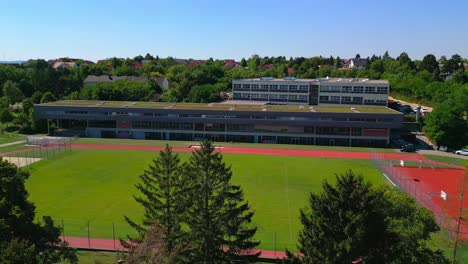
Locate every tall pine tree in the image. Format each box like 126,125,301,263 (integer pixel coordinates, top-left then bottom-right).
184,141,259,263
123,145,186,254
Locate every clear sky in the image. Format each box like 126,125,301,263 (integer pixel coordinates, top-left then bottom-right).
1,0,467,61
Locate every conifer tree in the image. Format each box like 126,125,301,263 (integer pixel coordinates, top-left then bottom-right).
184,141,259,263
124,145,186,254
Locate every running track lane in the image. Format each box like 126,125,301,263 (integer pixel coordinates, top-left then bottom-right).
62,236,287,259
72,144,428,162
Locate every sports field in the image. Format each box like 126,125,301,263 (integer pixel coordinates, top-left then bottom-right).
25,147,383,251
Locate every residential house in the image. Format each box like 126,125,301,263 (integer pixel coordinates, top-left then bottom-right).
344,58,368,70
259,64,273,71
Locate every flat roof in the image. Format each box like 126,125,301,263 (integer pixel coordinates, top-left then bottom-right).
233,77,389,85
39,100,400,114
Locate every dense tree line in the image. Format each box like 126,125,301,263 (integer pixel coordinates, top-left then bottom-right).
0,52,466,139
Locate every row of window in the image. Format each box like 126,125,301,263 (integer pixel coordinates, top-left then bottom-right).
319,96,364,103
234,83,309,91
51,111,394,122
233,93,308,101
320,85,388,94
95,121,389,137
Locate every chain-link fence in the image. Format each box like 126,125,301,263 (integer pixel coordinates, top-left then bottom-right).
370,150,468,242
0,136,75,167
50,217,296,255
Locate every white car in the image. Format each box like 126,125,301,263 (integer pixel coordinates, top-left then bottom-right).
455,149,468,156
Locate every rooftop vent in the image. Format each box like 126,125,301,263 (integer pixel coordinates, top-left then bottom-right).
284,77,296,81
261,77,274,81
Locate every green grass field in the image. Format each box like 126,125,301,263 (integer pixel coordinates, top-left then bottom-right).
25,148,383,251
0,133,25,145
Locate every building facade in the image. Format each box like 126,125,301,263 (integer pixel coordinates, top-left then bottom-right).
232,77,389,106
34,101,403,147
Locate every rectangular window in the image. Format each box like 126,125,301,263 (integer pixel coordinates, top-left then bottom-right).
279,94,288,100
342,86,352,93
251,84,259,89
270,94,279,99
298,95,308,101
331,96,340,102
319,96,329,101
353,86,363,93
260,93,268,99
270,84,278,90
289,85,298,90
299,85,309,91
353,97,363,103
261,84,269,89
251,93,260,99
377,87,388,93
341,96,351,102
242,84,250,89
365,86,375,93
289,95,297,100
233,84,241,89
280,85,288,90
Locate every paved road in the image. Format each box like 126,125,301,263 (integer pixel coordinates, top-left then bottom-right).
418,149,468,160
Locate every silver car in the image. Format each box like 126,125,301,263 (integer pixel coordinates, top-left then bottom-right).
455,149,468,156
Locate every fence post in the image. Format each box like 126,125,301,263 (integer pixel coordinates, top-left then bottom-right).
87,221,91,248
113,222,116,249
274,232,277,257
62,219,65,240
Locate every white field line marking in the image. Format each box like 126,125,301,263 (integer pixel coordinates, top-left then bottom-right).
382,173,397,187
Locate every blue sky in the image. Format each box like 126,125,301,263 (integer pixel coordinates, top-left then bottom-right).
1,0,467,61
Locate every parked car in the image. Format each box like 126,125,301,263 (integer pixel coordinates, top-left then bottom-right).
455,149,468,156
438,146,448,152
400,144,416,152
398,105,415,114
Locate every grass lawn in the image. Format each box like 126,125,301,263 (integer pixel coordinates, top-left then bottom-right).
25,148,383,251
75,137,399,153
424,154,468,167
60,251,120,264
0,133,25,145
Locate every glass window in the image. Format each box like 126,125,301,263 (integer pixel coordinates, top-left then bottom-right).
319,96,329,101
242,84,250,89
299,85,309,90
377,87,388,93
353,86,363,93
280,85,288,90
251,84,259,89
331,96,340,101
261,84,269,89
341,96,351,102
289,95,297,100
365,86,375,93
233,84,241,89
342,86,352,92
270,85,278,90
289,85,298,90
353,97,363,102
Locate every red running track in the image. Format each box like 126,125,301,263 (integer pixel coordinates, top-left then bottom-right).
391,166,468,240
62,236,287,259
72,144,428,162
